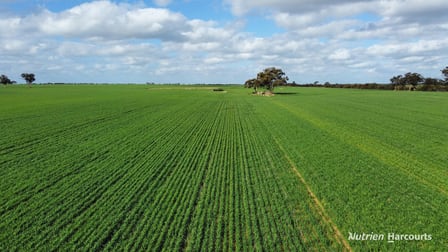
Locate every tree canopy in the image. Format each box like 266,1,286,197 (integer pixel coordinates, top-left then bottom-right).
21,73,35,87
245,67,289,93
390,72,424,90
442,66,448,82
0,74,13,85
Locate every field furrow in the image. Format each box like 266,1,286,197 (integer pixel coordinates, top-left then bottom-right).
1,85,446,251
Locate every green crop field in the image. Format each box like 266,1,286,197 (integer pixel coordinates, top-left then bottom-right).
1,84,447,251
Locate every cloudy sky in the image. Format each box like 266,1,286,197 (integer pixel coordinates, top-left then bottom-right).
1,0,447,84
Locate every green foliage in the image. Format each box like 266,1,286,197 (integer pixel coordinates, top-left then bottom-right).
21,73,35,86
390,72,424,90
442,66,448,82
0,75,13,85
244,78,259,91
0,85,447,251
245,67,289,92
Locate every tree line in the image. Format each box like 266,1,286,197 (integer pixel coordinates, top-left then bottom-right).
295,67,448,91
388,69,448,91
293,82,397,90
246,66,448,92
1,73,36,87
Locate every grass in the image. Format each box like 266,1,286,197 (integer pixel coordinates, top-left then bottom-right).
1,84,447,251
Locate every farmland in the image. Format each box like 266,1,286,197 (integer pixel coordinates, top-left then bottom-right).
0,85,447,251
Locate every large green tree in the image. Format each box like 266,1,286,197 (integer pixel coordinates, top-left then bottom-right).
390,72,424,90
245,67,289,92
390,75,404,90
442,66,448,83
244,78,260,92
404,72,424,89
21,73,35,87
0,74,13,85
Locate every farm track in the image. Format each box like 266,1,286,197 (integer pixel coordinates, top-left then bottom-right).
272,137,353,252
233,99,344,251
1,86,447,251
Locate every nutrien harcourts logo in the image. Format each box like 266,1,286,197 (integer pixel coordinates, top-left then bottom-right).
348,232,432,243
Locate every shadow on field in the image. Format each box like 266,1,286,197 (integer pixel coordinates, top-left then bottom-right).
273,92,298,95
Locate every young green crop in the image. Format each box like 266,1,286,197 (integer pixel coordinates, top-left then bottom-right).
0,85,446,251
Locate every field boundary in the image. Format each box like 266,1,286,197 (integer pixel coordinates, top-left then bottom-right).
273,138,353,252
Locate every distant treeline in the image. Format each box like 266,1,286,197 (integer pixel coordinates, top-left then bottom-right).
287,82,448,91
288,82,391,89
289,67,448,91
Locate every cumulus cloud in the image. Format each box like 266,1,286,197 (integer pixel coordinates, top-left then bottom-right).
183,19,236,42
329,49,351,61
226,0,376,16
379,0,448,22
225,0,448,76
367,39,448,57
45,2,187,40
226,0,448,18
227,0,448,33
0,1,188,41
1,0,448,84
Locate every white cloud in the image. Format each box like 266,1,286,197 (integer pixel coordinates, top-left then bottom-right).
1,0,448,84
4,1,188,41
227,0,448,35
329,49,351,61
226,0,448,19
366,39,448,57
225,0,376,16
379,0,448,21
183,19,236,42
1,40,28,53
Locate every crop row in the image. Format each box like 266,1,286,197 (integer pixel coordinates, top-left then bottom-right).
1,87,348,251
3,86,444,251
254,90,447,251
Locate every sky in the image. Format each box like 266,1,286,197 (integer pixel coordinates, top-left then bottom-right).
1,0,448,84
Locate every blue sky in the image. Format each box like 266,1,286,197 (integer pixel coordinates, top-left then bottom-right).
1,0,448,84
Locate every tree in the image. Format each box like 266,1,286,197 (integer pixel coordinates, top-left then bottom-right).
442,66,448,83
390,72,423,91
244,78,260,93
421,78,441,91
403,72,424,90
245,67,289,93
390,75,404,90
21,73,35,87
0,74,13,85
